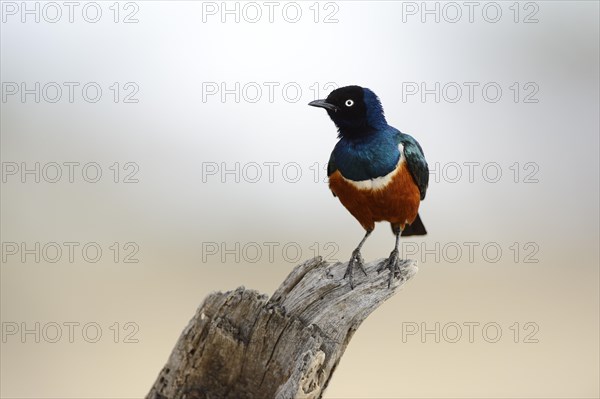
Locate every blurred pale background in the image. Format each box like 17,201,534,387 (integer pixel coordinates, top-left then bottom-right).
1,1,598,398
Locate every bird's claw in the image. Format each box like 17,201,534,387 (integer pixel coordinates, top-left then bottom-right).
343,249,367,289
377,249,411,288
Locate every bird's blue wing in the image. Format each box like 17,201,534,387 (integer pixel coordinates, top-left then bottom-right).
397,132,429,200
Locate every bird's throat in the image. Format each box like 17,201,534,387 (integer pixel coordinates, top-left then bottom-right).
337,124,378,139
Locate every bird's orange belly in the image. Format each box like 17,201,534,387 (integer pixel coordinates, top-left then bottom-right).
329,161,421,231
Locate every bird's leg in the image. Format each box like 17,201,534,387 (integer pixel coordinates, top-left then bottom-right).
343,229,373,289
377,224,412,287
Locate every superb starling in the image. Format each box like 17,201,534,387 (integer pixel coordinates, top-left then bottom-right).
309,85,429,288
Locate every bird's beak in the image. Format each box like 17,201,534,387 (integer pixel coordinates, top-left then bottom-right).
308,99,339,112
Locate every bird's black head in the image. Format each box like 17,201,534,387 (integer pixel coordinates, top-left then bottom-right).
308,85,387,138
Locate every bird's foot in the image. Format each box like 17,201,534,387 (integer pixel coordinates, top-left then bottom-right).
377,249,412,288
343,249,368,289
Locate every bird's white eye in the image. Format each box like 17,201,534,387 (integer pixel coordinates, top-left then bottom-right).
345,99,354,107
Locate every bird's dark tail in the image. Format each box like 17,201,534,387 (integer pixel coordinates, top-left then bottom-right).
401,213,427,236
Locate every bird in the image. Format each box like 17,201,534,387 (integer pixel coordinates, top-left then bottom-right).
308,85,429,288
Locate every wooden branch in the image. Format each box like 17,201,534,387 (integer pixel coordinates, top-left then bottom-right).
146,256,418,399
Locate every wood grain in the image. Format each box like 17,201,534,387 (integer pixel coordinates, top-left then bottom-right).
147,256,417,399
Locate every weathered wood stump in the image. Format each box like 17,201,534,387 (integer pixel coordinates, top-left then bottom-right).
147,256,418,399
